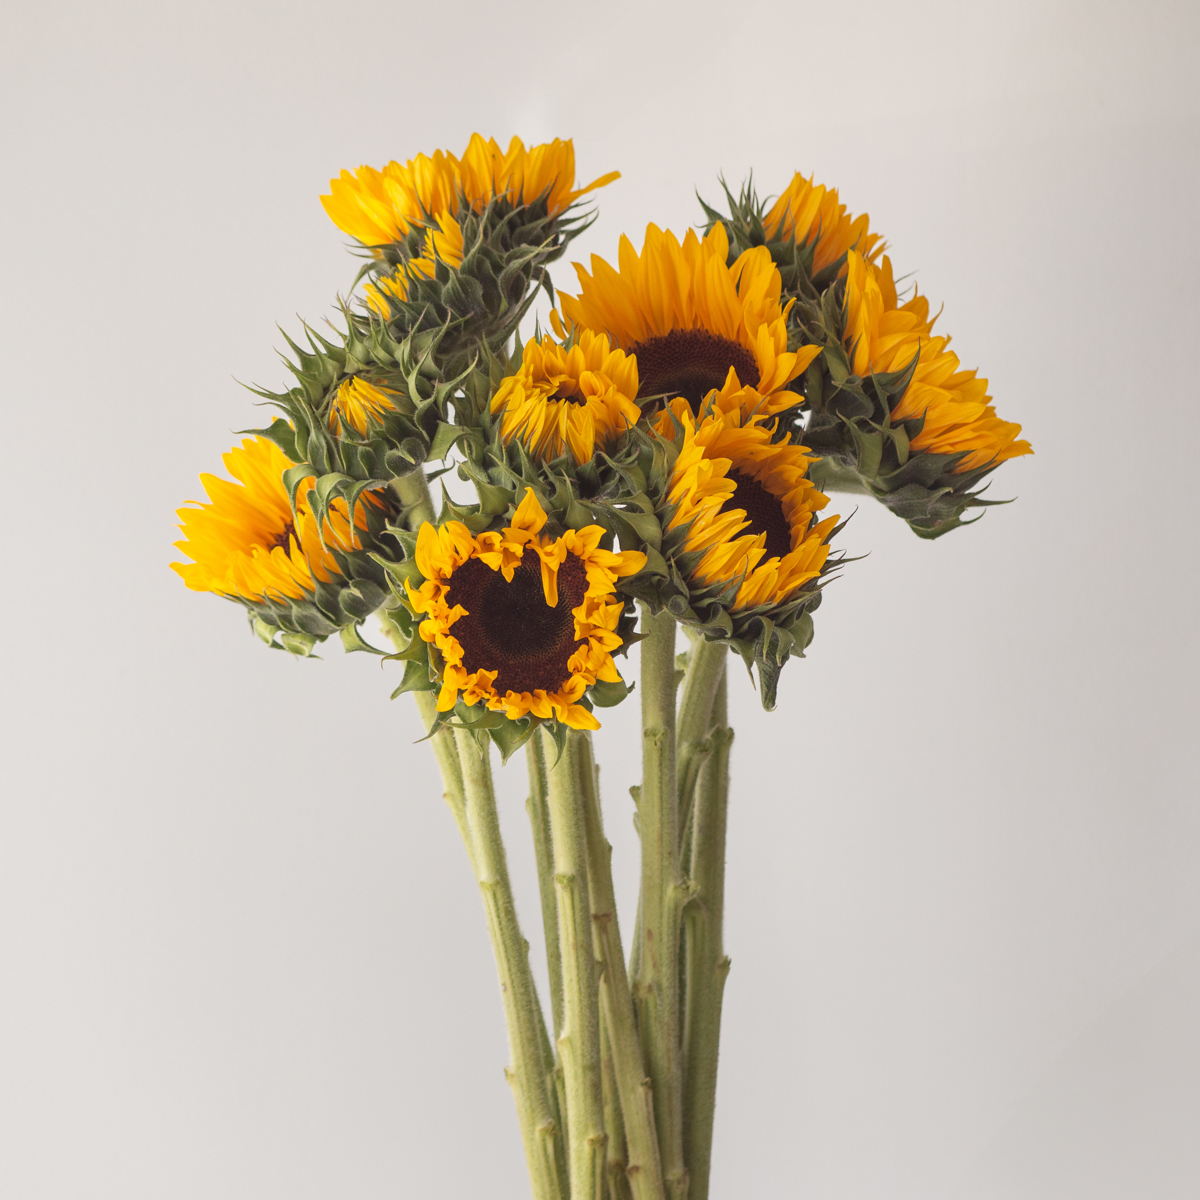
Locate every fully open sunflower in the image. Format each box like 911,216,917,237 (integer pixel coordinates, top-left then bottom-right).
490,329,641,465
404,490,645,730
666,403,837,611
557,223,820,423
844,251,1032,471
762,173,884,276
322,135,617,250
172,436,377,602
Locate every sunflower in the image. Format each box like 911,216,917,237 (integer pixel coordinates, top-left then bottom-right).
557,223,821,423
404,490,645,730
665,404,837,611
490,329,641,465
322,136,617,249
327,377,400,435
172,436,377,602
843,252,1032,472
458,134,619,215
321,149,461,248
364,213,465,317
762,173,883,276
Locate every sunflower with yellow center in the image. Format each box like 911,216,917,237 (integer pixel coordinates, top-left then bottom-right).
364,213,465,317
762,173,884,276
490,329,641,465
665,403,838,612
557,223,821,424
172,436,377,602
404,490,645,730
322,136,617,249
843,251,1032,472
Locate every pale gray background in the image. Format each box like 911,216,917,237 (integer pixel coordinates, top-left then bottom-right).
2,1,1197,1196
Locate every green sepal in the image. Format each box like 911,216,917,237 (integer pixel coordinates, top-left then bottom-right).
390,656,436,698
340,623,385,654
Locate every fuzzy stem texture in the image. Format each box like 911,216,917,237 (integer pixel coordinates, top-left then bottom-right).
681,669,732,1200
391,465,437,527
634,606,689,1200
457,728,566,1200
543,730,607,1200
675,639,728,852
527,738,566,1044
576,734,666,1200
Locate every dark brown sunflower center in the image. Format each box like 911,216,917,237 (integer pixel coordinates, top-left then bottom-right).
630,329,761,407
719,470,793,560
266,522,295,553
445,547,589,696
550,387,589,406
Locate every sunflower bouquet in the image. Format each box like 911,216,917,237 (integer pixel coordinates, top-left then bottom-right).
173,134,1030,1200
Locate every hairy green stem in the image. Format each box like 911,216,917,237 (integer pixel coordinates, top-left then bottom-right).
601,1018,632,1200
457,728,566,1200
543,730,607,1200
633,606,689,1200
577,734,666,1200
391,465,437,527
527,739,565,1044
393,464,564,1195
675,639,728,853
681,670,732,1200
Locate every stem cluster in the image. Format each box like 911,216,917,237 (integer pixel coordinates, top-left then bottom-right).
394,473,733,1200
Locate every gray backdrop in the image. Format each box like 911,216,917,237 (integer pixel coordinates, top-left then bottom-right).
2,1,1198,1196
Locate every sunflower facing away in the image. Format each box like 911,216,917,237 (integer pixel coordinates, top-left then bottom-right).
405,490,646,730
843,251,1032,472
322,135,618,249
557,223,821,424
666,403,838,611
490,329,641,465
172,436,375,602
762,173,884,276
364,213,465,317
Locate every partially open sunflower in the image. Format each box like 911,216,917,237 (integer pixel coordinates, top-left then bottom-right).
172,436,376,602
665,401,837,611
490,329,641,465
843,251,1031,472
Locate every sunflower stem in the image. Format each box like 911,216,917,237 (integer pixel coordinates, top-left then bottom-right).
633,605,689,1200
577,733,666,1200
681,671,732,1200
391,464,437,527
527,736,566,1065
456,727,566,1200
542,728,607,1200
601,1019,633,1200
675,639,728,855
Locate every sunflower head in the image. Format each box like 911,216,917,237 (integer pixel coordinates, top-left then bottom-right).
489,328,641,467
391,489,646,755
700,174,882,296
172,435,400,651
803,250,1032,538
645,400,841,708
363,213,466,319
557,223,822,427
